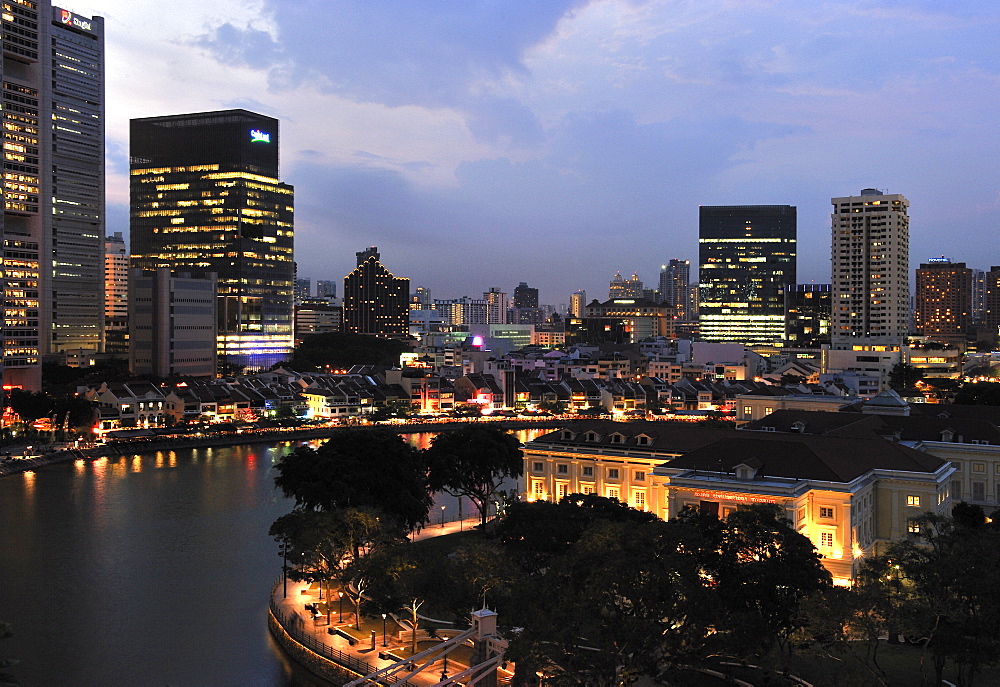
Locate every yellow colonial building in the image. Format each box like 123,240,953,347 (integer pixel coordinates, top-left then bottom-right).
522,419,954,584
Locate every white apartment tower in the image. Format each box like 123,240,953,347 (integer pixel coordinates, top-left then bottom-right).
830,189,910,349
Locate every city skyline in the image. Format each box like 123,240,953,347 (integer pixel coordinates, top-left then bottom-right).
68,0,998,303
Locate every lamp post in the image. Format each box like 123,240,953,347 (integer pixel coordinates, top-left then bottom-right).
440,505,446,528
338,590,344,623
382,613,388,647
279,538,289,598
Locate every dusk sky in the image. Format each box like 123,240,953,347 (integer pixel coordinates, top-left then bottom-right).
73,0,998,307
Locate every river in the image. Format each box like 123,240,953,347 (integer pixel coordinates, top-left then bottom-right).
0,430,545,686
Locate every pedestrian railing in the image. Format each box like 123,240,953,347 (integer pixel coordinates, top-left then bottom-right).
269,582,415,685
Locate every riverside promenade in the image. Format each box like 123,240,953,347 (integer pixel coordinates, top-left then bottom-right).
0,417,566,476
268,516,513,686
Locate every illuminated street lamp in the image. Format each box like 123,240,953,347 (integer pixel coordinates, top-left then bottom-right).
382,613,388,647
440,505,446,528
339,590,344,623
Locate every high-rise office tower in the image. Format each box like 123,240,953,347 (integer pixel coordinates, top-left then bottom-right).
294,278,311,302
104,232,128,355
609,272,643,300
785,284,831,348
316,280,337,300
343,247,408,336
569,290,586,318
698,205,796,345
129,268,217,378
830,189,909,349
513,281,538,308
1,5,104,391
971,269,987,322
48,7,105,356
984,267,1000,334
130,109,294,371
410,286,431,310
658,260,691,318
484,287,508,324
914,258,971,346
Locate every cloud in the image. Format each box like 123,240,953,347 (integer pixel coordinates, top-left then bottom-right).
69,0,1000,303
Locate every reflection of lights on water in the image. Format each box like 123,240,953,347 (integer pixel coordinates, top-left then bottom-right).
131,456,142,473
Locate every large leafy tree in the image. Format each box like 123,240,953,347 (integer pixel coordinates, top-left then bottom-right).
674,503,831,660
860,505,1000,686
273,427,432,530
271,507,404,630
506,519,716,685
425,424,524,530
497,494,657,569
282,331,410,371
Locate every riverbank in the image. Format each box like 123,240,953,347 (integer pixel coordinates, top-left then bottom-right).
0,418,569,476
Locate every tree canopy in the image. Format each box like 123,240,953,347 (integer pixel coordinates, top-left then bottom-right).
273,427,432,530
280,331,411,371
859,504,1000,686
425,424,524,530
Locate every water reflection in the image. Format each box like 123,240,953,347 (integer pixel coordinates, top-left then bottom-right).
0,427,549,685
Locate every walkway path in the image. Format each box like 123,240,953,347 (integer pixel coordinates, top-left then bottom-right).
270,518,512,685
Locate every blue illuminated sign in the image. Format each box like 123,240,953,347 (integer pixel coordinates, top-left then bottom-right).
250,129,271,143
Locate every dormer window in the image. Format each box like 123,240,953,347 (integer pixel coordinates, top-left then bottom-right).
735,465,754,480
561,430,574,440
791,421,805,433
940,429,954,442
585,432,599,442
609,433,624,444
636,435,651,446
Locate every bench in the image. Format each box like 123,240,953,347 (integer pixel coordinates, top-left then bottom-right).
329,627,357,646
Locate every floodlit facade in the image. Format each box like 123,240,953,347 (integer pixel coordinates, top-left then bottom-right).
830,189,909,350
523,419,953,583
698,205,796,346
129,109,294,371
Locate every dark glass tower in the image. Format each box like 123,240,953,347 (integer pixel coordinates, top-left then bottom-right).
342,247,409,336
698,205,796,345
130,110,294,371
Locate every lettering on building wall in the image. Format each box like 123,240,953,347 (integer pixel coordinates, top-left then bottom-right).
693,490,778,505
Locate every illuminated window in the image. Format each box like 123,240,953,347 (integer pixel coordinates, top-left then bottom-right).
820,532,834,548
606,487,619,500
907,519,920,534
906,495,920,507
633,491,646,510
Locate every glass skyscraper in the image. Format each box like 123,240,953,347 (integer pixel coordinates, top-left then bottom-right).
1,4,105,391
698,205,796,346
129,109,294,371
